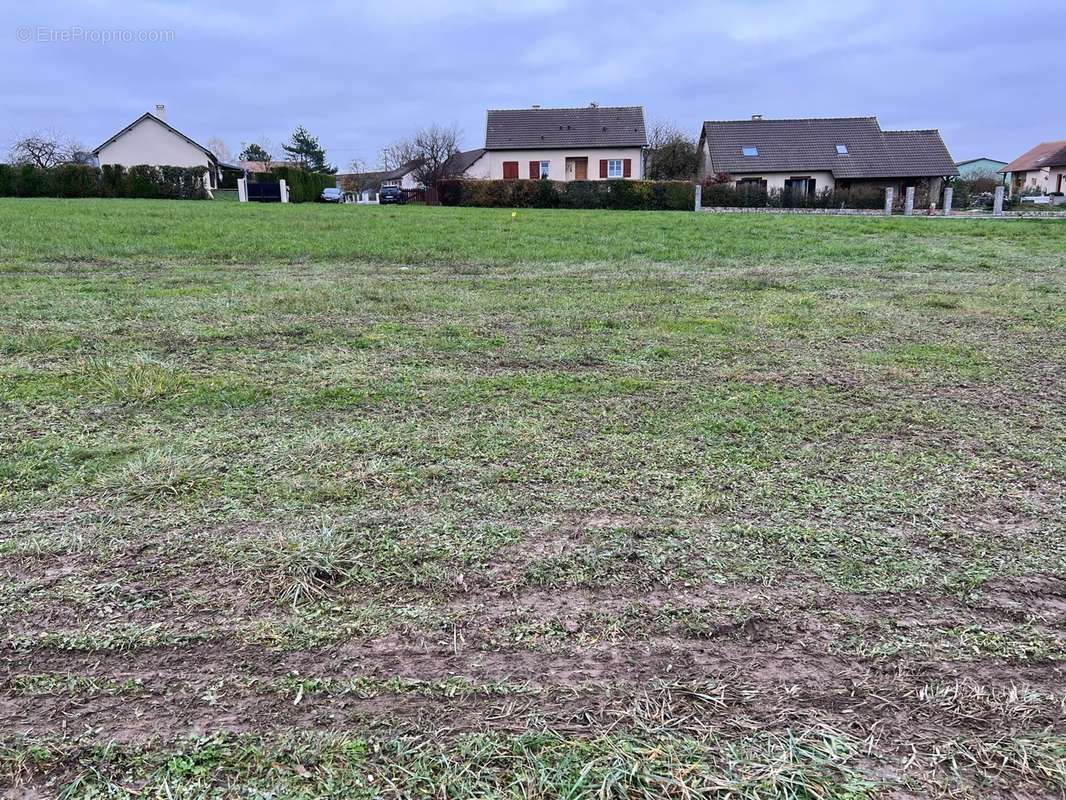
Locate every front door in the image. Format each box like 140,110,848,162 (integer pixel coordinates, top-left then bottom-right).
566,157,588,181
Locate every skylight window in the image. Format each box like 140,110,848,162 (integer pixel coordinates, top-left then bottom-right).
836,144,849,155
742,146,758,157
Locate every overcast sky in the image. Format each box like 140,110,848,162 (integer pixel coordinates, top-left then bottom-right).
2,0,1060,168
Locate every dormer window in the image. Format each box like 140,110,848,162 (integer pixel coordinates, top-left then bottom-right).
742,146,758,157
836,144,849,155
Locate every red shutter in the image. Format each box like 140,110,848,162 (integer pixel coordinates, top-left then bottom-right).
623,158,632,178
599,159,608,179
530,161,539,180
503,161,518,180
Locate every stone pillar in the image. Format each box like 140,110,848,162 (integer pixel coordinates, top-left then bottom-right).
884,187,893,216
943,187,953,216
237,177,248,203
280,179,289,203
904,186,915,216
694,183,702,212
993,186,1004,216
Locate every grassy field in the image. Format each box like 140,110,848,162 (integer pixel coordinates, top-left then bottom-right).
1,198,1064,798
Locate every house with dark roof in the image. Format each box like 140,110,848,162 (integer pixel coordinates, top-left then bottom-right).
92,105,220,191
697,116,957,199
473,105,647,181
999,141,1066,197
339,149,486,201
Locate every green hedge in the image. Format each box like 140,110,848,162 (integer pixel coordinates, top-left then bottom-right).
0,164,208,199
272,167,337,203
246,167,334,202
437,179,696,211
700,183,885,210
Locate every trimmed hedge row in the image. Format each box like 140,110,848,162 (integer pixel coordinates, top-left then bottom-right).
250,167,336,203
437,179,696,210
700,184,885,210
0,163,208,199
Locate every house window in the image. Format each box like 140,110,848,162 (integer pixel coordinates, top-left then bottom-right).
737,178,767,191
503,161,519,180
742,146,759,157
382,179,399,187
607,159,623,178
836,144,848,155
539,160,550,179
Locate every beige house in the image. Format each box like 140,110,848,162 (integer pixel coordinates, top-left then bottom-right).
999,141,1066,197
468,105,647,181
92,105,220,190
697,116,957,199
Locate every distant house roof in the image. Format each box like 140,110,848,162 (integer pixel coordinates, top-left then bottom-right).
337,159,423,190
1000,141,1066,173
485,106,647,149
91,112,216,161
956,157,1007,168
444,148,486,174
700,117,957,179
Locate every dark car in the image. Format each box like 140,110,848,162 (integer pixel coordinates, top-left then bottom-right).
319,187,345,203
378,185,406,205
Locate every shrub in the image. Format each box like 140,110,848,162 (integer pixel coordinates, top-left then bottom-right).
440,179,695,211
127,165,161,199
15,164,51,197
51,165,99,198
272,166,336,203
0,163,211,199
437,178,463,206
99,164,129,198
0,164,16,196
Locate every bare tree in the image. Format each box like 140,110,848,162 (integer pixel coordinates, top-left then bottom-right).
8,130,85,168
411,124,461,186
645,120,699,181
381,124,462,187
206,137,232,164
380,140,418,171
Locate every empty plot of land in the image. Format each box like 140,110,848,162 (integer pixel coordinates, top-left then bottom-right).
0,200,1064,798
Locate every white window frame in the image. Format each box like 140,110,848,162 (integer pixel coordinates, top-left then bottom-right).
539,160,550,179
607,159,623,178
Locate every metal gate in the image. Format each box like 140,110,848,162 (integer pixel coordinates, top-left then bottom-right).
247,181,282,202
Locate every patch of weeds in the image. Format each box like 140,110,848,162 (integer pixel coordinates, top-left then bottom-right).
249,523,363,608
95,448,215,504
85,356,189,403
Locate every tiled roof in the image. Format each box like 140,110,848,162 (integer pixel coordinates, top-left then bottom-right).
486,106,647,149
1000,141,1066,173
701,117,957,179
444,148,486,174
883,130,959,177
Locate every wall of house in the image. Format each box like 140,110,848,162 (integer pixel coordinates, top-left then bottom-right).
460,153,491,179
727,171,836,192
97,117,212,170
483,148,644,181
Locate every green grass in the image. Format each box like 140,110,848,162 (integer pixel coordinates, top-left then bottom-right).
1,199,1064,798
2,197,1065,266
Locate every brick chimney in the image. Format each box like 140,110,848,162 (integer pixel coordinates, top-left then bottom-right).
751,114,763,120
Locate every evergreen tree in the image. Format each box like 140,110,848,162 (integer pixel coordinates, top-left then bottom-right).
281,126,335,173
239,143,271,163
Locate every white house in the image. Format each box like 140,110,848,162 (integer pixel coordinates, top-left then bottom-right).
92,105,220,191
999,141,1066,197
468,105,647,181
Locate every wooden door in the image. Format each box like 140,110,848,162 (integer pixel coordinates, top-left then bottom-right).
574,158,588,181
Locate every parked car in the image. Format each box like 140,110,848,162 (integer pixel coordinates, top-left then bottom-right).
319,187,345,203
379,186,406,205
